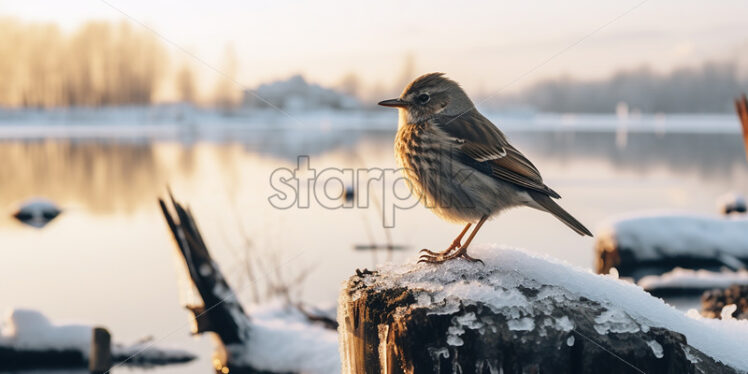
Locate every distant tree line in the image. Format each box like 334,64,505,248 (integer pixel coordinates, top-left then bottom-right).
2,17,745,113
505,62,748,113
0,19,166,108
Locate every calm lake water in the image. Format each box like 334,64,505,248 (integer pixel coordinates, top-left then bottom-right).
1,113,746,373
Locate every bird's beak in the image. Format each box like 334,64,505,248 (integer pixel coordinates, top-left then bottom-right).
378,98,408,108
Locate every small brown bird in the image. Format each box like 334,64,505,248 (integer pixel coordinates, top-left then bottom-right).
379,73,592,264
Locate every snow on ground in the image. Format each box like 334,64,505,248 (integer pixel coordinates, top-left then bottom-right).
0,308,194,362
344,245,748,371
596,213,748,266
231,301,340,374
639,268,748,291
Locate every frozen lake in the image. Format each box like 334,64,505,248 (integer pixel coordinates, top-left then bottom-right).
0,112,746,373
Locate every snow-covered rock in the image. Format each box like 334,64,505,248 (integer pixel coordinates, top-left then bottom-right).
595,213,748,279
339,245,748,373
12,198,62,228
0,309,89,354
638,268,748,296
0,309,195,370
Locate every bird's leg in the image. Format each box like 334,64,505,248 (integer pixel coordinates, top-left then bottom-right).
419,216,487,264
419,223,472,256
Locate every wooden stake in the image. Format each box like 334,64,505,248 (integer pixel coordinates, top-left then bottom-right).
89,327,112,373
736,94,748,162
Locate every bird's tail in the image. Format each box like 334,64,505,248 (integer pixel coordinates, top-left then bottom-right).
527,190,592,236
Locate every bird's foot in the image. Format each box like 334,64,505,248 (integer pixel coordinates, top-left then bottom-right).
418,247,484,265
418,238,462,257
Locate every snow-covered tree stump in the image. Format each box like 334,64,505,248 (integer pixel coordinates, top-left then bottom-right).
338,246,748,374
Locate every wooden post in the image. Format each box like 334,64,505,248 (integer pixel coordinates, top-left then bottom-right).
736,94,748,162
339,260,741,373
89,327,112,373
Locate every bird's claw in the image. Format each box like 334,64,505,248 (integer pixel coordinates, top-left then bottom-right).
461,254,485,265
418,253,442,264
417,251,484,265
419,241,462,257
419,248,440,256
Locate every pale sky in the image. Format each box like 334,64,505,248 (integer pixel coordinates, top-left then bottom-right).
3,0,748,94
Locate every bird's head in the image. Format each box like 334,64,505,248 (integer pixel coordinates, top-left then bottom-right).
378,73,474,123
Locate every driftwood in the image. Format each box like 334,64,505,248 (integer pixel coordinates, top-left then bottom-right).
159,193,253,373
339,247,743,374
702,284,748,320
159,193,339,374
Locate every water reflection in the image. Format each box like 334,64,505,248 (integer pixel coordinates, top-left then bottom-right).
0,129,745,218
1,127,746,374
510,131,748,179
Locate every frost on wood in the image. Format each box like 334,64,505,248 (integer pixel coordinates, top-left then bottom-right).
338,246,748,374
595,213,748,279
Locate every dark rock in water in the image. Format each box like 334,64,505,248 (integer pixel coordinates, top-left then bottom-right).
339,246,745,374
343,186,355,203
717,193,747,216
12,198,62,228
702,284,748,320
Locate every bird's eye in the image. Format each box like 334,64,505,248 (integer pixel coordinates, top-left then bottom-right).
417,94,430,104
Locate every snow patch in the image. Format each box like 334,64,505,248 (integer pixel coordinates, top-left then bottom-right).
507,318,534,332
566,335,575,346
721,304,738,321
593,309,640,335
239,301,340,374
684,346,701,364
647,340,664,358
555,316,574,332
446,311,484,346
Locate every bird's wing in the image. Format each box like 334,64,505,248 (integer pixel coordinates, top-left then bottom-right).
433,112,560,198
